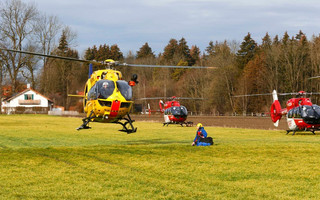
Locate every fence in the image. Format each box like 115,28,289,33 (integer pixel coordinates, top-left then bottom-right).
4,107,49,114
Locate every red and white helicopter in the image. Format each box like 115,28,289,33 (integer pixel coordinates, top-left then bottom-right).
236,90,320,135
140,96,202,126
270,90,320,135
159,96,191,126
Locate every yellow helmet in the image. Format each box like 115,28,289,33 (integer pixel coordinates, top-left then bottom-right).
197,123,202,128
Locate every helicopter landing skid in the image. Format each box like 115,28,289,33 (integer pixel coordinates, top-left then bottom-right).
115,114,137,134
77,111,94,130
286,129,316,135
163,121,193,127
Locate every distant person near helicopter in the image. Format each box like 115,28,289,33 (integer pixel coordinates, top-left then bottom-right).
192,123,213,146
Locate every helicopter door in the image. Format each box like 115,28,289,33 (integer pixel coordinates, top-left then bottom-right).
164,114,170,123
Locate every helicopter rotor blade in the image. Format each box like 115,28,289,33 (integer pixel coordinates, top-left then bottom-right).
119,63,215,69
232,93,272,97
233,92,320,98
137,97,204,100
137,97,168,100
1,48,88,62
0,48,215,69
175,97,204,100
0,48,107,65
303,92,320,95
308,76,320,79
278,92,320,96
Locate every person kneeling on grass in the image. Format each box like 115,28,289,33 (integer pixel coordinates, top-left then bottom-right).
192,123,213,146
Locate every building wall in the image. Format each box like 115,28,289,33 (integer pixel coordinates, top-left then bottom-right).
8,90,49,107
2,90,53,114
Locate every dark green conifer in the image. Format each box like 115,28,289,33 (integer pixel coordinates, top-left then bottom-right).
136,42,155,59
236,32,257,70
206,41,215,56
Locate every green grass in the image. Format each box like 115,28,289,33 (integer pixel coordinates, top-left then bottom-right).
1,114,320,199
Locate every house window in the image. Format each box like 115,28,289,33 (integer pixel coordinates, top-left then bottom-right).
24,94,34,100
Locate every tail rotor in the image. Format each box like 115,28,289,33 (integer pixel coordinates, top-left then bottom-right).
270,90,283,127
159,100,164,113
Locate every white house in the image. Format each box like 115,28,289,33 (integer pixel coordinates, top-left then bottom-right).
2,86,53,114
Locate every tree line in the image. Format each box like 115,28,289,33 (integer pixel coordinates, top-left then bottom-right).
1,0,320,115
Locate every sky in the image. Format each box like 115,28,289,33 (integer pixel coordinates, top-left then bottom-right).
23,0,320,56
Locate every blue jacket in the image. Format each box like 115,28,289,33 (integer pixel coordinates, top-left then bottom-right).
193,127,207,142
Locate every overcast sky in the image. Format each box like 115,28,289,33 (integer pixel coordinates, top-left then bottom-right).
24,0,320,56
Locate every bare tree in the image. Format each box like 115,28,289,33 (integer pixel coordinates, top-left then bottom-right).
0,0,38,92
34,14,62,93
34,14,62,61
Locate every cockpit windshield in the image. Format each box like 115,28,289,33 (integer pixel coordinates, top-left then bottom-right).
180,106,188,116
116,80,132,100
165,106,188,116
97,80,115,99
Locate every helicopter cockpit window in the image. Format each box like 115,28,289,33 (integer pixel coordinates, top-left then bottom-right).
97,80,115,99
88,84,97,100
171,106,180,116
116,80,132,100
288,109,293,118
180,106,188,116
293,107,301,118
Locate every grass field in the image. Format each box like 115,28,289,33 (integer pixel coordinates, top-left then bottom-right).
1,114,320,199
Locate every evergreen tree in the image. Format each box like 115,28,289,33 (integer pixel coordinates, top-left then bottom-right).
177,37,191,64
84,47,94,60
282,31,290,46
261,32,272,49
84,45,98,60
295,30,305,40
162,38,178,64
273,35,280,45
236,33,257,70
205,41,215,56
110,44,123,60
136,42,155,59
57,30,68,54
190,45,201,65
96,44,111,61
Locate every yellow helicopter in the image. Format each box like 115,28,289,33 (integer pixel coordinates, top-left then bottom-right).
70,61,139,132
1,48,213,133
